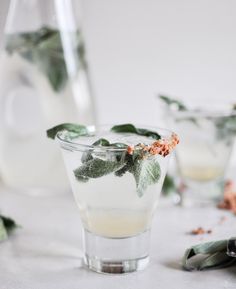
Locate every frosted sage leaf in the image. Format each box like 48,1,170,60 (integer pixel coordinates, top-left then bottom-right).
93,138,110,146
183,239,236,271
115,154,134,177
214,115,236,139
159,95,201,126
74,158,125,180
115,149,141,178
47,123,88,139
81,138,110,163
6,26,86,92
159,95,187,111
81,138,128,164
132,156,161,197
111,124,161,140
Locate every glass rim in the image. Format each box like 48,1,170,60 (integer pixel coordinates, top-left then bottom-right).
56,124,175,152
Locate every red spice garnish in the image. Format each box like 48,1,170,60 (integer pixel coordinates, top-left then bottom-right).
127,145,134,155
126,133,179,157
132,133,179,157
190,227,212,235
218,180,236,214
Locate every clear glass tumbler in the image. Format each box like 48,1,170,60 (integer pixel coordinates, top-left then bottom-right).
57,125,177,273
166,108,235,206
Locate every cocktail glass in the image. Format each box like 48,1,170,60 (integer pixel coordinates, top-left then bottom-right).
57,125,178,274
165,108,235,206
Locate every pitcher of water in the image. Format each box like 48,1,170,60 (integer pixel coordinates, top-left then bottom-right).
0,0,96,194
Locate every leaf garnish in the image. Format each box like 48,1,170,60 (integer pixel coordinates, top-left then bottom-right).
0,215,19,242
46,123,88,139
111,124,161,140
6,26,86,92
132,156,161,197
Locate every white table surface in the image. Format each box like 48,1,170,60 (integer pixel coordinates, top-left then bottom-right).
0,187,236,289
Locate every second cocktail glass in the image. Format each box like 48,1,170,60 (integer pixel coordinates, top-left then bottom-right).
165,106,235,206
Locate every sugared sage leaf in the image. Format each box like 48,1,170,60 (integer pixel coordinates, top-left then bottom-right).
6,26,86,92
159,95,187,111
111,124,161,140
47,123,88,139
74,158,125,180
132,156,161,197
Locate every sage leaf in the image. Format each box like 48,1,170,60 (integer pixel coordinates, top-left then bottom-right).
159,95,187,111
1,216,19,233
0,215,19,242
111,124,161,140
115,153,134,177
81,138,110,163
162,174,176,195
132,156,161,197
47,123,88,139
93,138,110,146
183,239,236,271
74,158,124,180
81,138,127,163
6,26,86,92
159,95,199,126
0,218,8,242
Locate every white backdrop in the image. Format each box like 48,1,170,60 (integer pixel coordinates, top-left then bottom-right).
0,0,236,125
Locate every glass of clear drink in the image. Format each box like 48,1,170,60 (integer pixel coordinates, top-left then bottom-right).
56,125,178,274
166,108,235,206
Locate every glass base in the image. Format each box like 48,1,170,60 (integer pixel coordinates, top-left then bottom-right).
83,229,150,274
178,178,224,207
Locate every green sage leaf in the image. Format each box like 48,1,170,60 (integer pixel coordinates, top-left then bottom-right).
0,218,8,242
74,158,125,180
162,174,176,195
183,239,236,271
1,216,19,233
0,215,19,242
159,95,187,111
132,156,161,197
5,26,86,92
47,123,88,139
111,124,161,140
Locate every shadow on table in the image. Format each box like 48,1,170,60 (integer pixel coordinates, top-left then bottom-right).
161,259,183,271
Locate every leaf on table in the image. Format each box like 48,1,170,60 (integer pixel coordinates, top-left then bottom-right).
183,239,236,271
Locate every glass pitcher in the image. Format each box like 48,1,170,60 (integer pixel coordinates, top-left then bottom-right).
0,0,96,194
